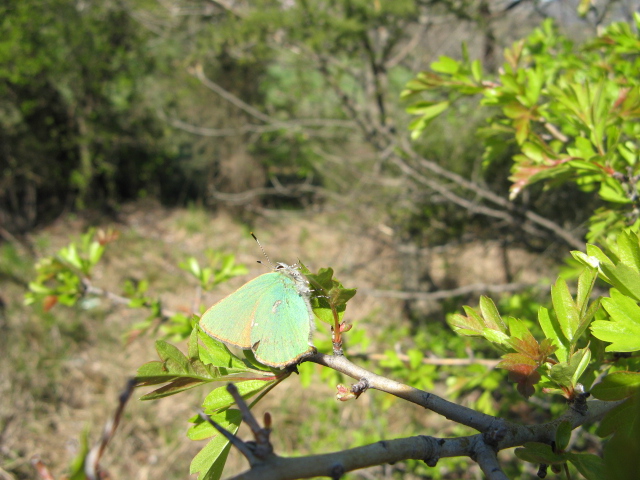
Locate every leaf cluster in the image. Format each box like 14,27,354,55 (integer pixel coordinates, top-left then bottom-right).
404,15,640,242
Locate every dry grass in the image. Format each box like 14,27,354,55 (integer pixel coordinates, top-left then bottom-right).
0,201,555,479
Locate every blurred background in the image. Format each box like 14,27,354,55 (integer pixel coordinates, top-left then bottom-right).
1,1,638,479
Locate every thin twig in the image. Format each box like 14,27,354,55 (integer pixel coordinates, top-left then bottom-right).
85,378,137,480
198,410,258,463
360,281,541,301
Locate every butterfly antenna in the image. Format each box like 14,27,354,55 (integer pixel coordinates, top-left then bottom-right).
251,232,275,269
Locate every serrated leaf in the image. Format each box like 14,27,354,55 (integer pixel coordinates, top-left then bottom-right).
139,376,212,400
591,371,640,401
600,262,640,303
498,353,540,397
448,309,484,336
155,340,190,373
549,347,590,388
482,327,510,345
480,296,506,332
593,290,640,352
498,353,537,371
506,318,540,359
136,339,235,400
538,306,568,362
333,287,357,305
551,278,580,343
304,266,356,325
615,231,640,271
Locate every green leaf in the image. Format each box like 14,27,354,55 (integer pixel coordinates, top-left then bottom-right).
603,390,640,480
549,347,590,388
515,442,565,465
405,101,450,120
565,452,605,480
190,410,241,480
591,371,640,401
88,241,104,266
597,396,635,437
202,380,273,413
67,428,90,480
471,59,482,82
614,231,640,271
431,56,460,74
479,296,507,332
599,177,632,204
576,267,598,317
593,290,640,352
303,265,356,325
600,262,640,302
497,353,540,398
551,278,580,343
155,339,190,373
197,327,247,369
482,327,510,346
136,339,238,400
447,308,484,336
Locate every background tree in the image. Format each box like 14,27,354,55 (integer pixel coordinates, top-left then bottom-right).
3,1,640,479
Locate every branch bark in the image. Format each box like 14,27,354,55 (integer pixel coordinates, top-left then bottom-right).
219,354,620,480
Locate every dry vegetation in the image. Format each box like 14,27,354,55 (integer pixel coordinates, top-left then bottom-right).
1,201,558,479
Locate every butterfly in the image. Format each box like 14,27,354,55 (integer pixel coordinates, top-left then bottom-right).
199,260,316,368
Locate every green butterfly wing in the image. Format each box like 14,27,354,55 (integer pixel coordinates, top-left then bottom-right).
199,271,314,368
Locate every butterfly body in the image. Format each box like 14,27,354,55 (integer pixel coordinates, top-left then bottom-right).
199,263,316,368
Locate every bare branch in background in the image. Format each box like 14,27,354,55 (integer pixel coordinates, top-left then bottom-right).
361,281,542,301
32,379,137,480
157,109,354,138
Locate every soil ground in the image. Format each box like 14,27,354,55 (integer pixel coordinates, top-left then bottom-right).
0,201,555,479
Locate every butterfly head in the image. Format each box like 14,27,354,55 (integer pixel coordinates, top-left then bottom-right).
274,262,311,296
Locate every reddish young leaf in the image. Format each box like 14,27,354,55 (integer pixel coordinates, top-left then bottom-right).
507,334,540,360
498,353,537,372
498,353,540,398
43,295,58,312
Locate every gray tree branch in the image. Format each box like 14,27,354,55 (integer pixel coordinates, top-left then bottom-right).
219,354,620,480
